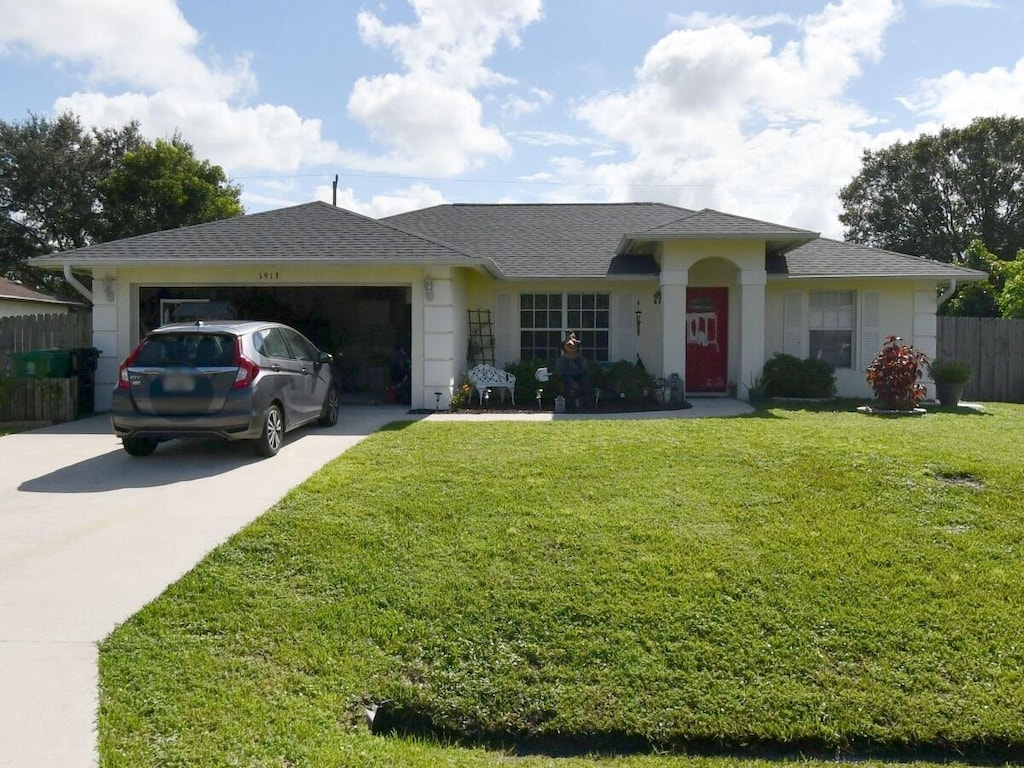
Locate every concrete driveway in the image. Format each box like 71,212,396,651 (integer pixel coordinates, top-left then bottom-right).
0,405,413,768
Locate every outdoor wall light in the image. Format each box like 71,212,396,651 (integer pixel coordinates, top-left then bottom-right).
424,278,434,301
635,300,642,336
102,276,116,303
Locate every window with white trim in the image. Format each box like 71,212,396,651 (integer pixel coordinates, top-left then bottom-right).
809,290,855,368
520,292,610,362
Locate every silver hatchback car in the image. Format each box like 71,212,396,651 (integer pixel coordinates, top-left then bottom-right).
111,320,340,457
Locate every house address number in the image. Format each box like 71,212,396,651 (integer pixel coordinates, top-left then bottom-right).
259,271,281,281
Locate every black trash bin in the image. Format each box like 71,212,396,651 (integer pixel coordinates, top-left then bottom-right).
69,347,101,416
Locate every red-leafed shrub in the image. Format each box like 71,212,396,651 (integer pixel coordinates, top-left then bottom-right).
865,335,930,410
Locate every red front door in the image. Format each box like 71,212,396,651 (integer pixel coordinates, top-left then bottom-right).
686,287,728,392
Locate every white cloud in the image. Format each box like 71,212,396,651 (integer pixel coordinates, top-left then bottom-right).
2,0,348,177
348,72,510,175
56,91,348,172
356,0,542,88
322,182,447,218
668,12,797,31
349,0,543,174
567,0,902,235
513,130,592,147
899,58,1024,123
0,0,253,100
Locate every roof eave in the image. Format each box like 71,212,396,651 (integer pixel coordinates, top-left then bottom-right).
30,255,501,272
767,272,989,281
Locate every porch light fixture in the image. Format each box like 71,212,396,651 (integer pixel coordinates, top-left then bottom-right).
102,276,116,303
424,278,434,301
635,300,642,336
653,289,662,305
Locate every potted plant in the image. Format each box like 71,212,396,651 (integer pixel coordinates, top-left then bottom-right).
928,358,972,406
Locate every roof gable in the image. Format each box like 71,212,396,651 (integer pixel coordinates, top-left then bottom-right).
620,208,818,254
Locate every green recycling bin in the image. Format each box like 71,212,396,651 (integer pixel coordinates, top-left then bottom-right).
12,349,72,378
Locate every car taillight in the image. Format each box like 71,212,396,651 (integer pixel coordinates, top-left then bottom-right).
232,337,259,390
116,346,142,390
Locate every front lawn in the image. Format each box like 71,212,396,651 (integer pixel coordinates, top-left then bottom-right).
99,403,1024,767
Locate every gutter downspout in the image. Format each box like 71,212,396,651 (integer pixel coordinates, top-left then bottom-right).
63,264,93,303
937,279,957,307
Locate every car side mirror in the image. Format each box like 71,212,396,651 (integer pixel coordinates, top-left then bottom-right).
317,351,333,367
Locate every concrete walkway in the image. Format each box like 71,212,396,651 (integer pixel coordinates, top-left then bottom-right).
0,398,750,767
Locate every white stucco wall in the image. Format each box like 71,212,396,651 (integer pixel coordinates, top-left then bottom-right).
764,278,939,399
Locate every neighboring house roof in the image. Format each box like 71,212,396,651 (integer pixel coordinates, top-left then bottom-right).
0,277,82,307
30,201,491,272
770,238,989,281
383,203,693,279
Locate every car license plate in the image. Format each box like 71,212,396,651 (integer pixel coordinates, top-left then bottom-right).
162,373,196,392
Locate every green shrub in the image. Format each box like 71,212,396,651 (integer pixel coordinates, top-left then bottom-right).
762,353,836,398
928,357,972,383
504,358,655,407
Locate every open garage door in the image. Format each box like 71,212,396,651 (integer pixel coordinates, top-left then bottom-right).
138,285,412,404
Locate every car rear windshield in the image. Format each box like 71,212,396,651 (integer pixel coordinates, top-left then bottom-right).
135,333,236,367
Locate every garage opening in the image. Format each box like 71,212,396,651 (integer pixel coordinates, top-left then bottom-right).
138,286,412,404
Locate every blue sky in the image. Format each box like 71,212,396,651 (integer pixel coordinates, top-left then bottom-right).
1,0,1022,238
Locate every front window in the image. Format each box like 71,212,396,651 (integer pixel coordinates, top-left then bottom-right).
809,291,854,368
520,292,610,363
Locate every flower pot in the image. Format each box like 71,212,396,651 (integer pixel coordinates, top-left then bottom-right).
935,382,965,406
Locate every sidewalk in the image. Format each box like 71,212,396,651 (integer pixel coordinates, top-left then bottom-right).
422,396,753,421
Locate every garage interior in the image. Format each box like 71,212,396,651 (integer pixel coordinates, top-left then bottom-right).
138,286,412,404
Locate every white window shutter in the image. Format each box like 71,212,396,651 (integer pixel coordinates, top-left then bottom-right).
783,290,803,357
494,292,513,367
860,291,880,370
613,293,636,362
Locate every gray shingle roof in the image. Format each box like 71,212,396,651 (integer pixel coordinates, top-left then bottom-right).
31,201,483,268
31,199,987,284
383,202,693,278
770,238,988,280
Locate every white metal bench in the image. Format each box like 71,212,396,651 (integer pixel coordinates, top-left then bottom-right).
467,364,516,407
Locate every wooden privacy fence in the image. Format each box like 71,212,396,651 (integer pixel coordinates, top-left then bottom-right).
0,312,93,423
936,316,1024,403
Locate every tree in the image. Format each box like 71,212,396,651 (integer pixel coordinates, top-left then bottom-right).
940,239,1024,318
839,116,1024,286
1,111,242,291
96,134,243,241
0,113,141,281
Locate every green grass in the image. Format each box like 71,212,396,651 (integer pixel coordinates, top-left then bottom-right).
99,403,1024,767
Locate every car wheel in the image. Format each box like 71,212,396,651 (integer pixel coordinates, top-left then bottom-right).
319,386,340,427
123,437,158,457
253,403,284,457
